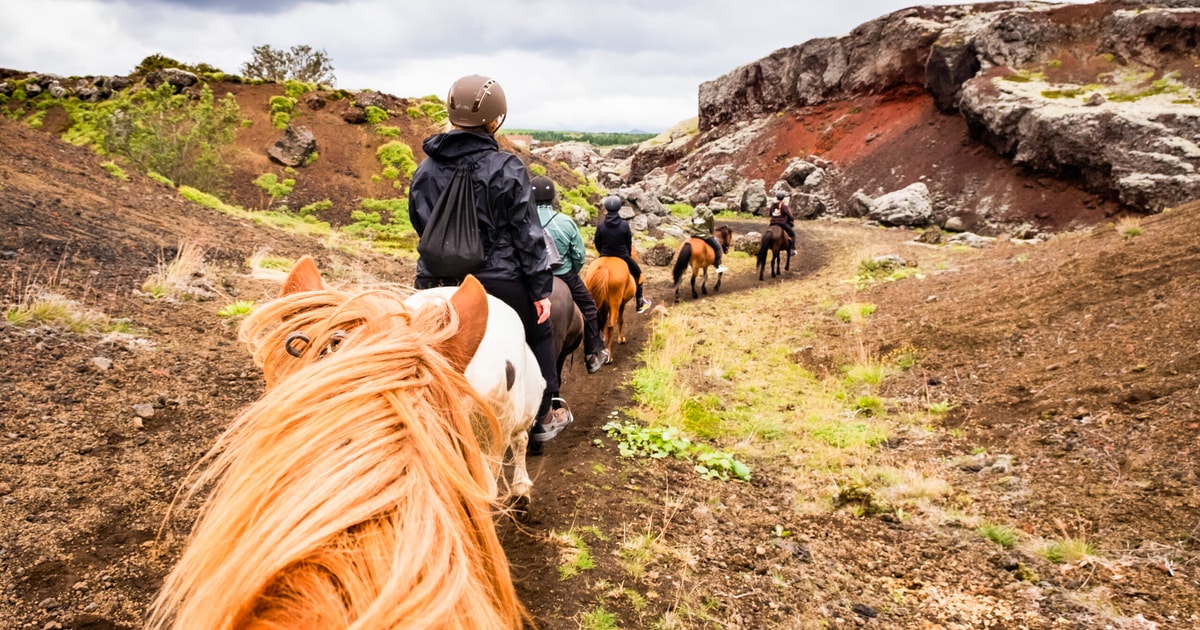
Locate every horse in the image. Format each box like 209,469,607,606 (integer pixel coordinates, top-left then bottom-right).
672,225,733,301
756,224,793,280
550,275,584,380
583,256,636,362
147,256,533,630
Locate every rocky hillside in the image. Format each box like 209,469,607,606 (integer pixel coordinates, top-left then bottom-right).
547,0,1199,239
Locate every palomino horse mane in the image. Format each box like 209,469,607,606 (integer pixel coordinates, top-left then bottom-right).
147,256,526,630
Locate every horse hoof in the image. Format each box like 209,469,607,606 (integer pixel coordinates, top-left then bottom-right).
510,495,531,522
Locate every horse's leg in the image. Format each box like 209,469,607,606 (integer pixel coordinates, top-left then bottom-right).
508,428,533,521
617,300,627,344
714,265,722,292
691,269,700,299
786,248,792,271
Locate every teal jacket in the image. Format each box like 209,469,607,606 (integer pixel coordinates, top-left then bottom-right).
537,204,585,276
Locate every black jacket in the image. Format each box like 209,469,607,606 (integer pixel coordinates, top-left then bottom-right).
594,211,632,258
408,130,553,300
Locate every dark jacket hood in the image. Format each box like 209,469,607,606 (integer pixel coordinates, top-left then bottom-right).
421,129,498,163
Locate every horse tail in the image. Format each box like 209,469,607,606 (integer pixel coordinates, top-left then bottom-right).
757,231,771,268
672,242,693,285
148,288,525,630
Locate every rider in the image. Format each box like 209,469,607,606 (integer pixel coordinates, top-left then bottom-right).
408,74,569,450
769,190,798,256
689,200,728,274
531,175,611,373
593,195,652,314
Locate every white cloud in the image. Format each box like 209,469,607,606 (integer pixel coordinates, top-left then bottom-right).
0,0,1092,131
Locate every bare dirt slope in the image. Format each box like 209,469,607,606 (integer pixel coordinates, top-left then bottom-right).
3,109,1200,630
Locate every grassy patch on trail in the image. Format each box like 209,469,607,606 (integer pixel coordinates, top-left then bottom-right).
626,281,956,518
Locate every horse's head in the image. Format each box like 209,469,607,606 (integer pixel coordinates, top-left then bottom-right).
246,255,489,388
715,225,733,253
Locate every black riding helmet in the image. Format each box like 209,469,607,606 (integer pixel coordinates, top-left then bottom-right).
603,195,622,213
776,191,787,200
531,176,555,203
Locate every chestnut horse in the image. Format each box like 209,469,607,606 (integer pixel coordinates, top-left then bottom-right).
756,225,793,280
147,256,532,630
584,256,636,362
672,225,733,301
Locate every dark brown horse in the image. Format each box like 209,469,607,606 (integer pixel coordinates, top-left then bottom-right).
756,225,793,280
549,276,583,380
672,225,733,301
583,256,636,362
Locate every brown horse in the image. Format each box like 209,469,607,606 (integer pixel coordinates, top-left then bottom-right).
584,256,636,362
148,257,530,630
757,224,793,280
672,225,733,301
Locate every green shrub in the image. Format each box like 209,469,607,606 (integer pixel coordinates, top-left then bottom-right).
284,81,313,99
381,165,400,180
147,171,175,187
376,125,401,138
71,82,241,192
376,141,417,178
364,105,388,124
268,95,295,114
299,199,332,216
253,173,295,205
271,111,290,129
529,163,546,176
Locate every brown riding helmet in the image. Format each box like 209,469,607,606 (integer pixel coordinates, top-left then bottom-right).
446,74,507,129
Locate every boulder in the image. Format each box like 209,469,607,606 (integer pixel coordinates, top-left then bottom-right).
268,126,317,167
342,106,367,124
304,94,326,110
867,182,933,226
144,68,199,91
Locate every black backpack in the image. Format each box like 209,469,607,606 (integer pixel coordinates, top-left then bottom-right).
417,160,486,278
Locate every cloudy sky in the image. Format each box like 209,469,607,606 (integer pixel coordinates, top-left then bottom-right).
2,0,1085,132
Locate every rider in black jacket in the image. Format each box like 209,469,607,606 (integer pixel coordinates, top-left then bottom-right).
408,74,568,451
594,195,651,313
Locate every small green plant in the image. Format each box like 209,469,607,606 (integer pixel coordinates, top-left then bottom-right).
218,300,256,317
551,530,595,579
528,163,546,176
666,203,695,219
303,151,319,166
271,111,291,129
1041,537,1098,563
1117,217,1143,239
835,302,877,323
375,125,401,138
141,241,207,300
579,606,618,630
978,522,1019,547
253,173,295,207
928,400,957,414
100,161,129,181
603,420,750,481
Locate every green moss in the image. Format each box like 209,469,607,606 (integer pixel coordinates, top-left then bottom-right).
147,171,175,187
376,125,401,138
529,163,546,176
381,165,400,180
271,111,290,129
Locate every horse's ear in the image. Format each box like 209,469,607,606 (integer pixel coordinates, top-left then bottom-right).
438,275,489,373
281,255,324,296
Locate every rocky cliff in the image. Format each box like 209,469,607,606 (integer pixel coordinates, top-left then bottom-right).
561,0,1200,238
